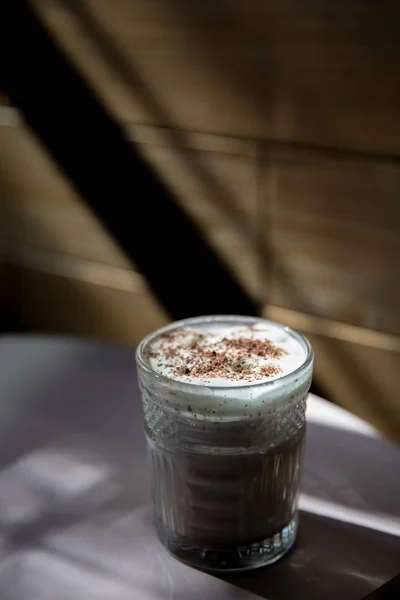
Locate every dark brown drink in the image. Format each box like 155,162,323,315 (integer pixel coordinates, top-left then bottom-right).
150,423,305,551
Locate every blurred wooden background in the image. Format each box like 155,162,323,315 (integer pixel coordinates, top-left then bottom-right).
1,0,399,438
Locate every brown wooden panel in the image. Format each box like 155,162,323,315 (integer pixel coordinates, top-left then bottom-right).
1,123,259,298
10,264,168,345
262,148,400,334
264,306,400,442
35,0,400,154
306,334,399,442
0,126,132,269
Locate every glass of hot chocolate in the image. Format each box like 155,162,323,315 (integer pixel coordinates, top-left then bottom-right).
136,316,313,571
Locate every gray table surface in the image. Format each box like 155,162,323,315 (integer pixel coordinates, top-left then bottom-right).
0,335,399,600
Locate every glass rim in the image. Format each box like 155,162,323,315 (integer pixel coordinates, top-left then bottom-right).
136,315,313,391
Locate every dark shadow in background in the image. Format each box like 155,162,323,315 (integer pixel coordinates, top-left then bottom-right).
63,0,258,254
60,0,270,306
1,0,257,321
0,260,23,333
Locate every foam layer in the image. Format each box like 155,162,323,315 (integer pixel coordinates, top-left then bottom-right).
138,317,313,419
146,323,306,386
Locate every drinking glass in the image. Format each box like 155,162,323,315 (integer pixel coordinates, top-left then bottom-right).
136,316,313,571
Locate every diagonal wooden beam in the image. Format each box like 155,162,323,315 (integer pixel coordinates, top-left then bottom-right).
0,0,257,320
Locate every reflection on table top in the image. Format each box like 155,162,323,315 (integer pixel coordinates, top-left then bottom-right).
0,335,399,600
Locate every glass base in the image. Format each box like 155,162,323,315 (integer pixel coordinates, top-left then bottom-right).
157,513,298,572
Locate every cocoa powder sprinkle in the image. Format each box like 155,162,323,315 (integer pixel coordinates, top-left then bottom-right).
150,328,287,383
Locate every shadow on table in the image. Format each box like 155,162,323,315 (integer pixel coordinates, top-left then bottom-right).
221,511,400,600
218,419,400,600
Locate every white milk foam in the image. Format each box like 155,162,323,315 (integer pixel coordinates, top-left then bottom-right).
148,323,306,386
140,318,312,418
